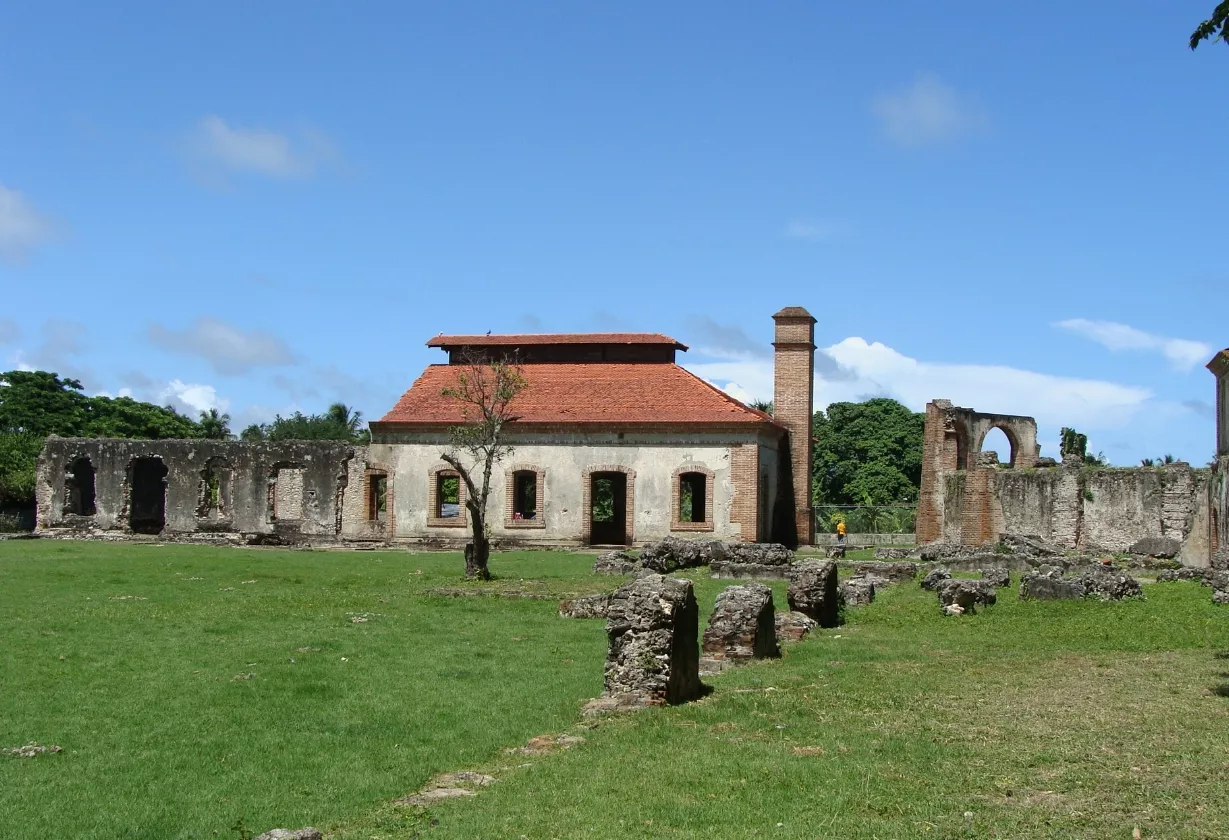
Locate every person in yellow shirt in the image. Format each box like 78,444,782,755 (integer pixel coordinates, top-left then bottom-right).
836,519,846,548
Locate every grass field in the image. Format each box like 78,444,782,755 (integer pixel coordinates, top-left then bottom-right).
3,541,1229,839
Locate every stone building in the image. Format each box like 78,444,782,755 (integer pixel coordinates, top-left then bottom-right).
1208,348,1229,563
35,307,817,548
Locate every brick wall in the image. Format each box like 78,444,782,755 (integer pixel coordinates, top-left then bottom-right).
729,444,758,542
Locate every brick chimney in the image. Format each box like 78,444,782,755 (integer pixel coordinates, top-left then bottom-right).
773,306,816,545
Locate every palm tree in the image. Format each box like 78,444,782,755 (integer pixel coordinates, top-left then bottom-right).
326,403,364,441
198,408,232,440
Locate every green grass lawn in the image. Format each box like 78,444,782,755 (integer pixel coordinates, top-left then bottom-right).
4,541,1229,839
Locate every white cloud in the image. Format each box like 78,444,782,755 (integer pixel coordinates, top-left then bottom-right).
871,74,988,148
160,379,229,416
148,316,298,375
1055,318,1213,371
0,185,54,263
687,335,1153,431
191,115,334,179
784,219,844,243
721,382,757,404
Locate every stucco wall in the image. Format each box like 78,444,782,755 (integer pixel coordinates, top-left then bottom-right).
924,461,1211,563
370,429,780,546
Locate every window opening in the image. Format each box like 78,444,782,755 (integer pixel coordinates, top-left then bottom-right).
368,474,387,522
678,472,707,523
436,473,461,519
64,456,97,516
512,471,537,520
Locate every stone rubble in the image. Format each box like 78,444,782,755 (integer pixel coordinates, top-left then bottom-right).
584,574,702,712
852,561,917,583
1127,536,1182,559
785,560,841,627
935,579,998,615
558,593,612,619
873,547,912,560
637,537,726,573
710,560,789,580
253,830,323,840
700,582,779,674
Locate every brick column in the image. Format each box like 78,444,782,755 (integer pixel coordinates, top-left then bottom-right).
773,306,816,545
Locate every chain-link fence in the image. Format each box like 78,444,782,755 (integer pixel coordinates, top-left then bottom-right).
814,504,917,535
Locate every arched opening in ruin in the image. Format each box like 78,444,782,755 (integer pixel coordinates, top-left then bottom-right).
268,464,307,522
978,427,1016,467
64,456,97,517
128,457,168,534
197,457,233,524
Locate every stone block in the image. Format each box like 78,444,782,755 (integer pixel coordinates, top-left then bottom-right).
724,542,794,566
775,610,817,643
700,583,778,673
873,547,911,560
638,537,726,573
840,576,875,606
920,567,951,591
254,830,322,840
1076,569,1144,601
596,574,701,709
785,560,840,627
592,550,638,575
1127,536,1182,559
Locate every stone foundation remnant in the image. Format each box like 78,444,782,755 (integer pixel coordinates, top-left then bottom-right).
585,574,702,712
980,568,1011,588
916,399,1214,568
1020,568,1144,601
785,559,840,627
852,561,917,584
592,550,638,575
558,593,612,619
709,542,795,579
936,579,998,615
700,583,779,674
254,830,322,840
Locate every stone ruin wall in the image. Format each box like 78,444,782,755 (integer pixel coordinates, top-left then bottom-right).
919,400,1213,566
36,437,386,544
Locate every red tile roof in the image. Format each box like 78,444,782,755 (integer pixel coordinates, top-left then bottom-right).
426,333,687,350
375,363,780,428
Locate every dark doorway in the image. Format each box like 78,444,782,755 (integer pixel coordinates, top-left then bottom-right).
129,457,168,534
512,470,537,520
65,457,97,516
590,471,628,545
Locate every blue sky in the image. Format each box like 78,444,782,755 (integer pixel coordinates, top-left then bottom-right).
1,2,1224,464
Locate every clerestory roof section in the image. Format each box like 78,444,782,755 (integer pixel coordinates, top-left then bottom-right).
374,362,782,431
426,332,687,350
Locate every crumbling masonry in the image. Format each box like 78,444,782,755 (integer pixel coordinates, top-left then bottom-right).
916,400,1213,566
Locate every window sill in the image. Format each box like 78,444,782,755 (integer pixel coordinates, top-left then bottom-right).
426,517,468,528
670,521,715,532
504,518,547,529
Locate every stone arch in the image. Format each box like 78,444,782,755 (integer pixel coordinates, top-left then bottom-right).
63,455,97,517
974,424,1021,467
582,464,636,546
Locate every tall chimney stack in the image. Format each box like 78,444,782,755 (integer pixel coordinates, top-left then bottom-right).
773,306,816,545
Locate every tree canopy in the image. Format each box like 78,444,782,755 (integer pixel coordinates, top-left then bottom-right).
0,370,203,506
1191,2,1229,48
811,398,924,506
240,403,370,444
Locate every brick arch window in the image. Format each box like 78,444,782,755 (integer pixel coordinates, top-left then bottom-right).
427,464,467,528
672,465,715,532
505,465,546,529
363,462,395,537
581,465,636,546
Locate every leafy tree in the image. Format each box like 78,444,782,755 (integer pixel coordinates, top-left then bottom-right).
439,352,527,580
241,405,370,443
1191,2,1229,48
811,398,924,506
198,408,232,440
1059,427,1088,461
0,370,203,507
750,399,774,415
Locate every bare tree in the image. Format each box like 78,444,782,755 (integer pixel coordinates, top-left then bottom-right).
440,351,527,580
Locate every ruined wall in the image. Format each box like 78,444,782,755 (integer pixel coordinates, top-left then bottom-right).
926,461,1212,563
37,438,374,542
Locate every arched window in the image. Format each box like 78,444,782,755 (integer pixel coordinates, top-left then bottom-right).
672,466,714,532
428,465,467,527
505,465,546,529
